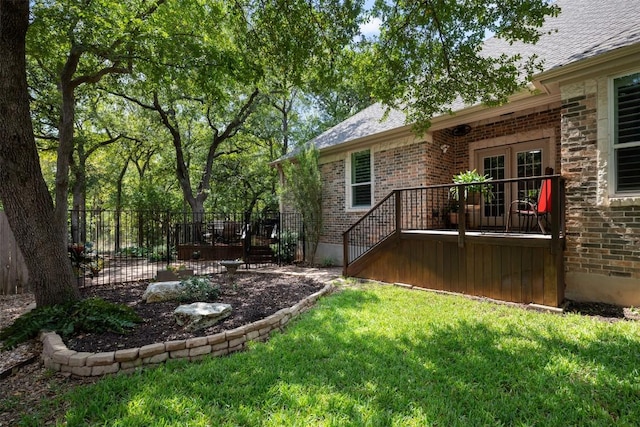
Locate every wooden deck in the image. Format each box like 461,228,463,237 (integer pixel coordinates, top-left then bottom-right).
345,231,564,307
343,176,566,307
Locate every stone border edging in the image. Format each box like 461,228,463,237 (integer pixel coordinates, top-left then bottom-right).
40,283,335,377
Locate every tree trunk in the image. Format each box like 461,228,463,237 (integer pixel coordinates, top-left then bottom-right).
0,1,79,307
114,158,129,252
71,155,87,244
54,75,77,247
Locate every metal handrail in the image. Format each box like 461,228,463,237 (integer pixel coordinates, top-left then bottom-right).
343,175,565,270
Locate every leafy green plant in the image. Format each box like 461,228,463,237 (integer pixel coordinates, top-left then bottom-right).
0,298,141,350
321,256,337,267
117,246,149,258
280,145,323,264
178,276,220,302
271,230,299,264
450,169,495,203
148,245,174,262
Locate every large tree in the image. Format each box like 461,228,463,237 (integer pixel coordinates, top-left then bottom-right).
28,0,165,246
364,0,560,131
0,1,79,306
1,0,559,308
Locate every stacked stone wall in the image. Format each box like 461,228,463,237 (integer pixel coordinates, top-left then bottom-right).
40,284,334,377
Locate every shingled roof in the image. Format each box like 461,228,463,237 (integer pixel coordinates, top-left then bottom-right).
297,0,640,157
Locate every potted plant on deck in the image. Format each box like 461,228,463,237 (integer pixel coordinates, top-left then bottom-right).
449,170,494,228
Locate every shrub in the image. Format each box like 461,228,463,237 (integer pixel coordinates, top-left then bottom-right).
117,246,149,257
178,276,220,302
321,257,337,268
271,231,298,264
148,245,175,262
0,298,141,350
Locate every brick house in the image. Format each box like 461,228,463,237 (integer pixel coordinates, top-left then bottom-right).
277,0,640,306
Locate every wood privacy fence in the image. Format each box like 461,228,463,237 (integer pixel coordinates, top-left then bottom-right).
0,212,30,295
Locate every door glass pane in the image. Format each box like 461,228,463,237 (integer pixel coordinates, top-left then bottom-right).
483,155,505,217
516,150,542,201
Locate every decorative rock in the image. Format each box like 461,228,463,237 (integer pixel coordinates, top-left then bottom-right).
142,281,185,303
174,302,232,331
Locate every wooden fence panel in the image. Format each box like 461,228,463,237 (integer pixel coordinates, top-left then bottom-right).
0,212,29,295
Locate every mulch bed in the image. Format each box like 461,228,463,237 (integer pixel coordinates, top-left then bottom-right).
1,273,638,426
0,272,326,426
66,272,325,353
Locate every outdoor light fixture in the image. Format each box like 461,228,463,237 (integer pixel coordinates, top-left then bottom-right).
452,124,472,137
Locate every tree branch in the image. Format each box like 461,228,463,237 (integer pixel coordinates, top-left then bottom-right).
71,64,130,89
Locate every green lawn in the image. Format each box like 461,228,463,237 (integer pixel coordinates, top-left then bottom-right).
25,282,640,426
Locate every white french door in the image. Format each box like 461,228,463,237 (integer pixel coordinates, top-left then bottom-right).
476,139,548,227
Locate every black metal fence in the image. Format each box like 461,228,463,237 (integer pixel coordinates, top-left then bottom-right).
69,210,304,287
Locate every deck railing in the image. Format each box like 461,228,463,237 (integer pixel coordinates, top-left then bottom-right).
343,175,565,269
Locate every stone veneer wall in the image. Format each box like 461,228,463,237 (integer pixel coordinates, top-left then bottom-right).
561,78,640,305
40,284,334,377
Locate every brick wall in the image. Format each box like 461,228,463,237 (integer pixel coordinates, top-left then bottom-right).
317,107,562,248
441,106,562,174
318,140,454,246
561,80,640,282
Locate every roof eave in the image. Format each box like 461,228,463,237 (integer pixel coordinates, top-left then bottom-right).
536,42,640,88
317,122,417,157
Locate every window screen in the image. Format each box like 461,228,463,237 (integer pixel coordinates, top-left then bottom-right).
614,72,640,192
351,150,371,207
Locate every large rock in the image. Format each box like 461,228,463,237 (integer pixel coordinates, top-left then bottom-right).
174,303,232,331
142,281,185,303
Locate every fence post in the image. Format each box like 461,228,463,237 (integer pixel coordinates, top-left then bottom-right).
457,184,466,248
277,212,282,266
166,211,171,269
243,210,251,263
302,219,307,264
342,230,349,276
550,176,561,255
395,190,402,235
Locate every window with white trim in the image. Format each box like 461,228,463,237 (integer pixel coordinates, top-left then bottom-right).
613,72,640,193
349,149,372,208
